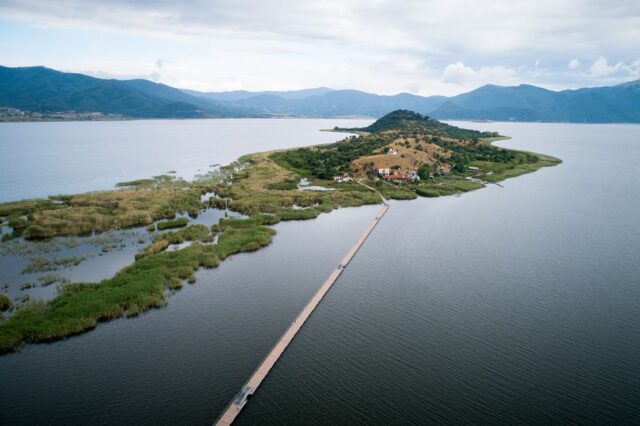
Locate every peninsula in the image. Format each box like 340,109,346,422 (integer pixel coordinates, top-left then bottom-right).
0,110,560,353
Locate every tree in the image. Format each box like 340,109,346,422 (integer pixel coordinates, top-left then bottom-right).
418,164,431,180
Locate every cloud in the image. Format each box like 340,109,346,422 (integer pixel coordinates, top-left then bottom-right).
1,0,640,94
589,56,623,76
442,62,518,86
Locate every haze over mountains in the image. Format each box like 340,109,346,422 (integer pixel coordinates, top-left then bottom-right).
1,65,640,123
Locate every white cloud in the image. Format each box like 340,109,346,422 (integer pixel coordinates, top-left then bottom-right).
589,56,624,76
1,0,640,94
442,62,518,86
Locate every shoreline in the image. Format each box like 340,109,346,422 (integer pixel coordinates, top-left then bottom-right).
3,115,640,125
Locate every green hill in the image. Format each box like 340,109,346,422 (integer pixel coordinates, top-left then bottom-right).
0,65,252,118
343,110,499,139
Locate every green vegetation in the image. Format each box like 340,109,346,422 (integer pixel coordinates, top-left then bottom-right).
472,154,560,182
414,176,485,197
418,164,431,180
135,240,169,260
0,175,203,240
340,110,499,140
23,256,86,273
116,179,154,188
156,217,189,230
38,274,69,287
271,135,391,179
153,224,212,245
0,185,202,239
0,294,11,312
0,223,275,352
213,152,382,217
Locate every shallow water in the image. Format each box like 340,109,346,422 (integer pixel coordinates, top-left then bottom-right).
1,121,639,425
0,207,240,308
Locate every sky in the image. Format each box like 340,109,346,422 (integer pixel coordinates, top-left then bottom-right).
0,0,639,96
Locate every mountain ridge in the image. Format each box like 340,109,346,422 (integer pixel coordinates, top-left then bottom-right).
1,65,639,123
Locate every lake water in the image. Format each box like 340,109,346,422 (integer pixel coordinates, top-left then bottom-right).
0,118,370,202
1,120,639,424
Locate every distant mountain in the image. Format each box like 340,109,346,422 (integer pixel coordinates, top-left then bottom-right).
1,65,639,122
195,82,640,122
429,83,640,122
0,66,255,118
184,87,334,102
226,89,447,117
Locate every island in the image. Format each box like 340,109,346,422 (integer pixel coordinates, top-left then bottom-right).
0,110,561,353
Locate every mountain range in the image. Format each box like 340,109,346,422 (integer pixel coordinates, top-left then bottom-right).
1,65,639,123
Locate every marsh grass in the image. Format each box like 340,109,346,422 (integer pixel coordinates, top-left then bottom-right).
0,186,205,240
0,220,275,352
474,155,561,182
0,294,11,312
156,217,189,230
23,256,86,273
38,274,69,287
135,240,170,260
153,224,212,245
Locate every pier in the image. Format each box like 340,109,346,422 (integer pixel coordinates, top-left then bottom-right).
214,193,389,425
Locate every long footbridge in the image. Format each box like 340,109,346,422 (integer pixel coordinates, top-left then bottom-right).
214,190,389,425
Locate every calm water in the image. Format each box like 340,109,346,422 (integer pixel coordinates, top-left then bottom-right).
0,118,370,202
1,121,639,424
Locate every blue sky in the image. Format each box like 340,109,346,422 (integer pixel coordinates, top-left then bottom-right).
1,0,639,96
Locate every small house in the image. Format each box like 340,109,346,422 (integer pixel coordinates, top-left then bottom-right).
333,173,353,183
437,163,452,174
387,148,398,155
372,166,391,176
384,170,411,182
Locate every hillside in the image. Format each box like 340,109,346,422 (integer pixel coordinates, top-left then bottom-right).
342,109,499,139
271,110,555,185
0,66,255,119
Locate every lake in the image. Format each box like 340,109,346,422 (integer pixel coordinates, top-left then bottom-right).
0,118,371,202
1,120,639,424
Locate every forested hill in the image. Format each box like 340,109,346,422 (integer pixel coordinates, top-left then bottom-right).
0,65,256,119
343,110,500,140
